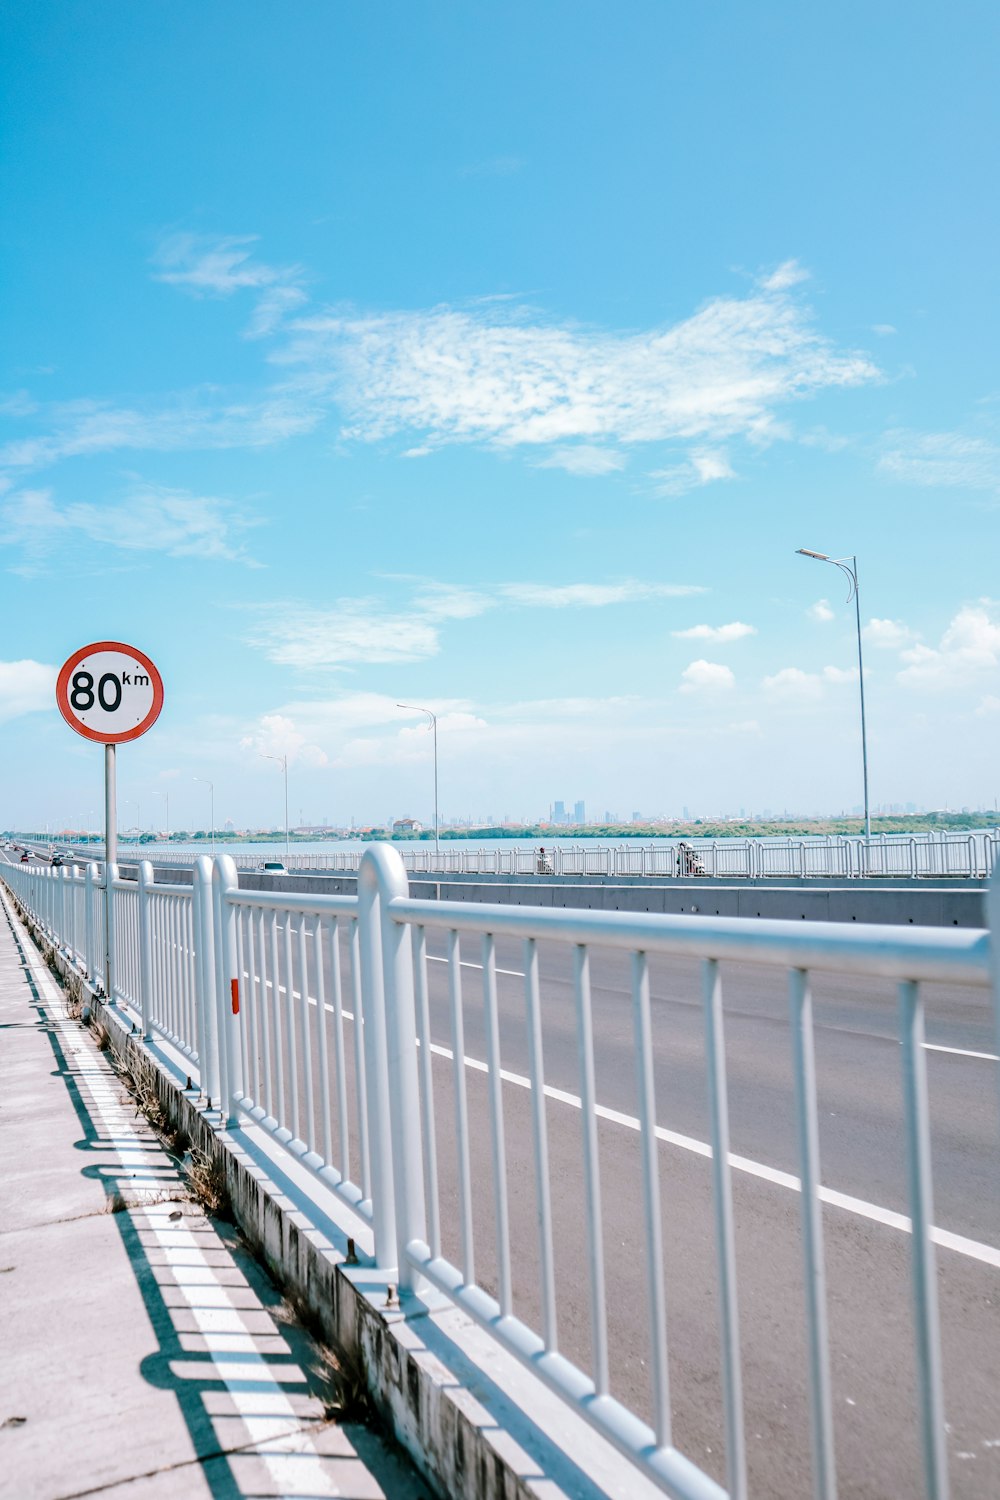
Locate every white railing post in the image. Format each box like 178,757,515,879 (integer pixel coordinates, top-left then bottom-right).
988,870,1000,1131
192,855,218,1105
137,860,155,1040
376,845,427,1289
357,847,399,1271
56,867,66,950
105,863,118,1002
84,863,96,983
357,844,428,1284
211,855,243,1127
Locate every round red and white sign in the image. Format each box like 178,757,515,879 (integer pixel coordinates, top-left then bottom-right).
56,641,164,744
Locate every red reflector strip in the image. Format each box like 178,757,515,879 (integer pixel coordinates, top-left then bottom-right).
230,978,239,1015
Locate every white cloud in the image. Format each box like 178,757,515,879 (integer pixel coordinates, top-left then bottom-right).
237,693,488,774
0,391,39,418
878,429,1000,491
537,445,627,477
152,233,303,298
245,577,708,670
763,664,856,699
863,617,915,649
822,665,857,685
412,583,495,620
759,259,810,291
251,604,443,669
0,659,56,722
244,285,309,340
872,324,897,337
975,695,1000,717
500,580,703,608
2,485,260,566
273,270,878,454
494,695,640,720
762,666,824,701
807,599,835,623
652,447,736,495
0,395,322,477
897,601,1000,687
240,713,328,767
672,621,756,644
679,660,735,692
799,426,851,452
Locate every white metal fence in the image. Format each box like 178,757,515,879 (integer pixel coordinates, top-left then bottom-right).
36,827,1000,879
2,848,997,1500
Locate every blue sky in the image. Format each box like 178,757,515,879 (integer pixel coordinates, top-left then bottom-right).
2,1,999,832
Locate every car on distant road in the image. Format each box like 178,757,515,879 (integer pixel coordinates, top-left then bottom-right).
20,851,30,862
260,860,287,874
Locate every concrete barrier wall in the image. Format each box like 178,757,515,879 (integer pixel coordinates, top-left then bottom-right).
128,859,984,926
225,868,985,928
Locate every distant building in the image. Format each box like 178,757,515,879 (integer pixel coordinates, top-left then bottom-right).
392,817,423,834
553,800,567,823
574,800,586,824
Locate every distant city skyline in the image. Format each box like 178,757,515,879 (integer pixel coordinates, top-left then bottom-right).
1,4,997,829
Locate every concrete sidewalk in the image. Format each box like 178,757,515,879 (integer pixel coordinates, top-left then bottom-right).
0,890,432,1500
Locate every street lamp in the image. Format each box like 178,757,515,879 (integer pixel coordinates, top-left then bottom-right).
260,753,289,859
194,778,215,854
397,704,439,854
124,799,142,845
155,790,169,840
796,549,871,841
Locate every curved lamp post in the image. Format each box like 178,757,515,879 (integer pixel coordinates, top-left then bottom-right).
260,753,289,860
397,704,439,855
193,777,215,855
796,549,871,841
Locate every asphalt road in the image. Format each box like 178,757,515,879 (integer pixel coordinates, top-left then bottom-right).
229,906,1000,1498
7,851,999,1498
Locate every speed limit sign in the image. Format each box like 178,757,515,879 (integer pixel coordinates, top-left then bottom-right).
56,641,164,744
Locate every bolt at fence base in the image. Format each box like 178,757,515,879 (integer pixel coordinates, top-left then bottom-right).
185,1076,193,1091
345,1238,359,1266
385,1284,396,1307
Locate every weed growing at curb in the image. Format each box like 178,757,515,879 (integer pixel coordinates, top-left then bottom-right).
188,1148,232,1221
274,1295,379,1428
120,1064,167,1132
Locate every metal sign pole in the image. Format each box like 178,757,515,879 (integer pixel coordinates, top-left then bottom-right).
105,742,117,999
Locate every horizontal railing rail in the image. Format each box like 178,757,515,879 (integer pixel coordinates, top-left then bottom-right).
18,826,1000,881
2,845,997,1500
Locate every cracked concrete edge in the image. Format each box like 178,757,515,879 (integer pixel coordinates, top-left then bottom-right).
4,893,656,1500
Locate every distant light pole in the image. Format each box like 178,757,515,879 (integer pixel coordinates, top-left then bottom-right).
397,704,439,854
194,778,215,854
155,790,169,840
796,548,871,841
124,799,142,844
260,753,289,859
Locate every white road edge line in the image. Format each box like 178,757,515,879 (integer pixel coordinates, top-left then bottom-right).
425,954,526,978
302,996,1000,1270
2,898,341,1497
921,1041,999,1061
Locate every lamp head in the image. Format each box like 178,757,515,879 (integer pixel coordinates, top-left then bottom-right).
796,548,829,560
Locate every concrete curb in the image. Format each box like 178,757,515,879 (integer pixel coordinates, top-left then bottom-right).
6,890,668,1500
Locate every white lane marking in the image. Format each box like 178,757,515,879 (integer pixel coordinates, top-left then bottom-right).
426,953,526,978
299,992,1000,1269
922,1042,999,1061
419,1037,1000,1270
